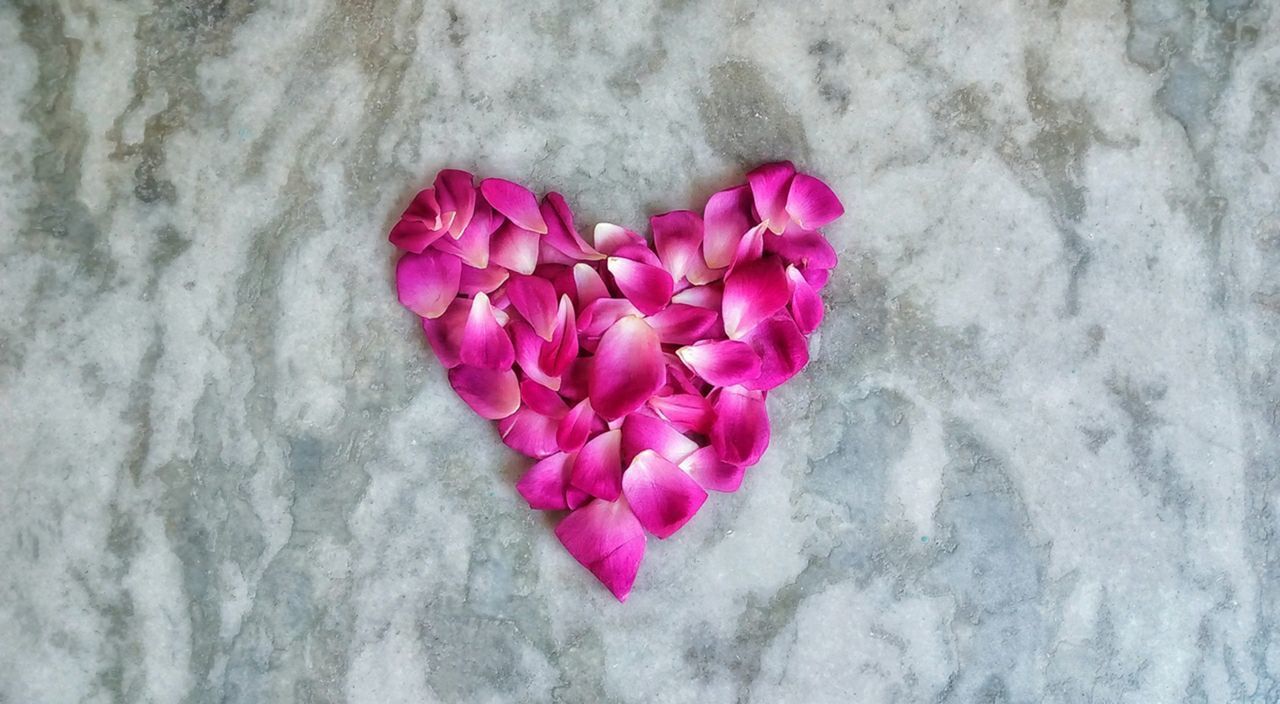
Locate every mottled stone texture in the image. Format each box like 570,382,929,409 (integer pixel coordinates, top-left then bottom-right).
1,1,1278,702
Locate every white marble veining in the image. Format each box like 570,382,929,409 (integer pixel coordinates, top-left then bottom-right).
2,1,1279,702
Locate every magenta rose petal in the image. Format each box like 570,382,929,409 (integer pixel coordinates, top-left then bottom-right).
395,249,462,319
676,339,762,387
622,450,708,539
710,386,770,466
507,274,560,341
557,398,597,452
578,298,642,339
489,221,541,275
785,172,844,230
434,169,477,238
542,192,604,261
646,304,722,346
621,412,699,465
679,446,746,493
589,316,666,421
460,291,515,370
607,257,674,316
573,262,610,308
764,230,838,270
421,298,470,368
670,284,723,309
389,188,450,252
747,161,796,234
722,257,790,340
651,210,704,282
516,451,574,510
480,177,548,234
649,394,713,435
433,200,497,268
520,378,569,419
703,184,753,270
594,223,646,256
539,295,579,376
730,222,767,270
555,498,646,601
458,262,510,295
743,314,809,391
570,427,624,501
510,319,561,391
787,265,824,334
447,364,520,420
499,406,563,458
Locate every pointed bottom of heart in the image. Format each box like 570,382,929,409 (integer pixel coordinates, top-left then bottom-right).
554,498,647,601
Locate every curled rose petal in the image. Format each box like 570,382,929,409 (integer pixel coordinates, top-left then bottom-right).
785,172,844,230
764,230,838,270
589,316,666,421
648,393,714,434
507,274,559,341
622,450,708,539
557,398,596,452
434,169,477,238
679,445,746,493
421,298,470,368
607,257,673,316
722,257,790,340
480,178,547,234
703,184,752,270
787,265,824,334
542,192,603,261
489,221,541,275
747,161,796,234
676,339,762,387
395,250,461,319
499,406,563,458
570,427,623,501
538,295,579,376
573,262,610,309
710,386,770,466
730,223,767,269
651,210,704,283
447,365,520,420
434,199,498,268
743,314,809,391
621,412,698,465
460,291,515,370
389,188,449,252
510,319,560,390
646,304,722,346
594,223,645,256
555,498,646,601
516,451,574,510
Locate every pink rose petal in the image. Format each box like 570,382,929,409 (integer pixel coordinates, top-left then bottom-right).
506,274,559,341
557,398,597,452
555,498,646,601
516,451,574,510
389,188,449,252
785,172,844,230
787,265,824,334
730,222,767,269
722,257,790,340
421,298,470,368
622,450,708,539
395,250,461,319
676,339,762,387
765,230,838,270
589,316,666,421
434,199,498,268
648,393,714,435
458,262,510,295
447,365,520,420
538,295,579,376
570,427,623,501
710,386,770,466
679,445,746,493
489,220,541,275
743,314,809,391
480,178,548,234
670,285,723,309
542,192,603,261
499,406,563,458
703,185,752,270
747,161,796,234
651,210,705,282
573,262,610,308
594,223,646,256
520,378,569,418
646,304,722,346
460,292,515,370
510,319,561,390
607,257,674,316
434,169,477,238
578,298,642,339
621,412,698,465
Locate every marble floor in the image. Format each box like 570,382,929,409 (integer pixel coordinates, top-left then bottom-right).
2,1,1279,702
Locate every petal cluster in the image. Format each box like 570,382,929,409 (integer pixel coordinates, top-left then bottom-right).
390,163,842,601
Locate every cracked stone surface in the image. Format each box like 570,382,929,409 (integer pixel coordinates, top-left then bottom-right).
1,1,1278,702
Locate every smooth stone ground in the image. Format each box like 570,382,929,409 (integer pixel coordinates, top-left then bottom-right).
2,1,1279,702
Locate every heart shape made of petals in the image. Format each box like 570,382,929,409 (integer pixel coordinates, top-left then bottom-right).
390,163,842,601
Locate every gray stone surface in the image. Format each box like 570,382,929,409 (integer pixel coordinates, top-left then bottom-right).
2,1,1279,702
